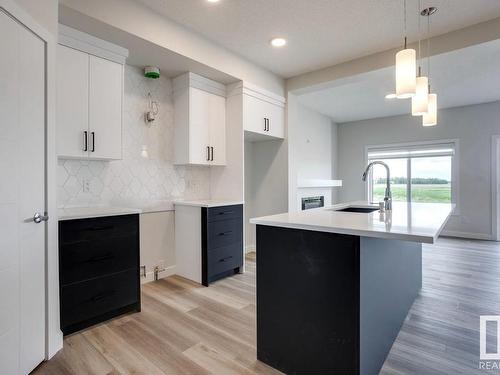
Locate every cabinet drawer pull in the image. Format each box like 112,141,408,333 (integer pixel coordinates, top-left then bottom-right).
207,146,210,161
90,291,115,302
86,253,114,263
219,256,233,263
218,231,233,236
83,131,88,151
211,146,214,161
218,211,233,216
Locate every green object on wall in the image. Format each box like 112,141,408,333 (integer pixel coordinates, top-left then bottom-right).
144,66,160,79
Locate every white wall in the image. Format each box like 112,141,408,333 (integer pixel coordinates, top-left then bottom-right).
244,139,288,250
288,97,339,211
15,0,58,35
60,0,284,96
337,101,500,240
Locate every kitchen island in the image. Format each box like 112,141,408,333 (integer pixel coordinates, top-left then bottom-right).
250,201,454,375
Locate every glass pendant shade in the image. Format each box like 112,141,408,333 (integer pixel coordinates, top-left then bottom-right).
411,76,429,116
396,48,417,98
422,93,437,126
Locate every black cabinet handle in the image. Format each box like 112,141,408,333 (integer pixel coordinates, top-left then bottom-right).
264,118,267,131
90,291,115,303
207,146,210,161
86,253,114,263
219,256,233,263
91,131,95,152
218,211,234,216
267,118,270,132
218,231,233,236
211,147,214,161
83,131,88,151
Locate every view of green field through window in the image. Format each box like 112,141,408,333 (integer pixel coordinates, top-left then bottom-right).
371,156,452,204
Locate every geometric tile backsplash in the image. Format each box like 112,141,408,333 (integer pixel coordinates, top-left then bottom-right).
57,65,210,208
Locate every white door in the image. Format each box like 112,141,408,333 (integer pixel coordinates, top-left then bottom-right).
209,94,226,166
89,55,123,160
0,9,46,375
56,45,89,158
189,87,211,165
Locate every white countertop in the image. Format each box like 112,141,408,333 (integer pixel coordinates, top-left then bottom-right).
250,201,454,244
173,199,244,208
58,206,143,221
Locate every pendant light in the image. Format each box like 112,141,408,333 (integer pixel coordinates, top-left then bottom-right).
421,6,438,126
412,1,429,116
396,0,416,99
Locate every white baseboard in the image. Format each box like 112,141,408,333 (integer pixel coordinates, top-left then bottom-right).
245,245,256,254
141,265,177,284
440,230,493,241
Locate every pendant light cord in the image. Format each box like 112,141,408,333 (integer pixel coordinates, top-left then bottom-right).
427,12,431,83
403,0,407,48
418,0,421,75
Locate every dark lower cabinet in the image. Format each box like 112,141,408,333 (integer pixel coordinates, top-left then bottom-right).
59,214,141,335
201,204,243,286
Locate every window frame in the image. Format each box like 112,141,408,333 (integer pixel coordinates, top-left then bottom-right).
364,139,460,214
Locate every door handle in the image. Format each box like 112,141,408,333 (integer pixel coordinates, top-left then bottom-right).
211,147,214,161
264,118,267,131
33,212,49,223
267,118,270,132
83,131,88,151
91,132,95,152
207,146,210,161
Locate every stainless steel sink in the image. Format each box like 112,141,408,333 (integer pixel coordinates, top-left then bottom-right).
334,207,379,213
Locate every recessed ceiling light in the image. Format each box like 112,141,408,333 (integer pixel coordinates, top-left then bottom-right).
270,38,287,47
207,0,220,3
385,93,397,99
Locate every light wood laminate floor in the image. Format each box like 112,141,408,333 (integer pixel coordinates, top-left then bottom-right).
34,238,500,375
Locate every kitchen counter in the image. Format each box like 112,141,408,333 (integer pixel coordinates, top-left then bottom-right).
173,199,244,208
252,201,454,375
250,201,454,244
58,206,143,221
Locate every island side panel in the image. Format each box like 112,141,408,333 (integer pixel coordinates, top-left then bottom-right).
256,225,360,375
359,237,422,375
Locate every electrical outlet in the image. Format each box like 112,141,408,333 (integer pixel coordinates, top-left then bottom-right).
82,178,90,193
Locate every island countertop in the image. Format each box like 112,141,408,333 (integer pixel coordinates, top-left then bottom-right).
249,201,454,243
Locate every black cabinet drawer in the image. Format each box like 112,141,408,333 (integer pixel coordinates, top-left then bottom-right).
60,269,138,329
207,218,243,250
60,234,139,285
207,204,242,223
59,214,139,244
207,242,243,278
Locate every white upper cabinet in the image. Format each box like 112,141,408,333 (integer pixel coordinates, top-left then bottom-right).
174,73,226,166
57,45,89,159
89,55,123,160
229,82,286,141
56,25,127,160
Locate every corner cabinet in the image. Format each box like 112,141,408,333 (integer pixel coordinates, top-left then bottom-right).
173,73,226,166
57,25,127,160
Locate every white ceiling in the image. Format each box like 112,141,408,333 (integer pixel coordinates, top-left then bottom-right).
137,0,500,78
297,39,500,123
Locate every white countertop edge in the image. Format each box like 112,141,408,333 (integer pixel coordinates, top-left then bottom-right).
58,207,143,221
173,200,244,208
249,219,437,244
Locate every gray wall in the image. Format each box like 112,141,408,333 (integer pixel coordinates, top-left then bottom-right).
288,96,339,211
245,139,288,250
338,101,500,239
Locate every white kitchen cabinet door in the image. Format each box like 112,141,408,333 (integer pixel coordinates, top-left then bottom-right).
89,55,123,160
266,101,285,139
209,93,226,166
243,94,269,135
56,45,89,158
189,87,211,165
243,94,284,139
